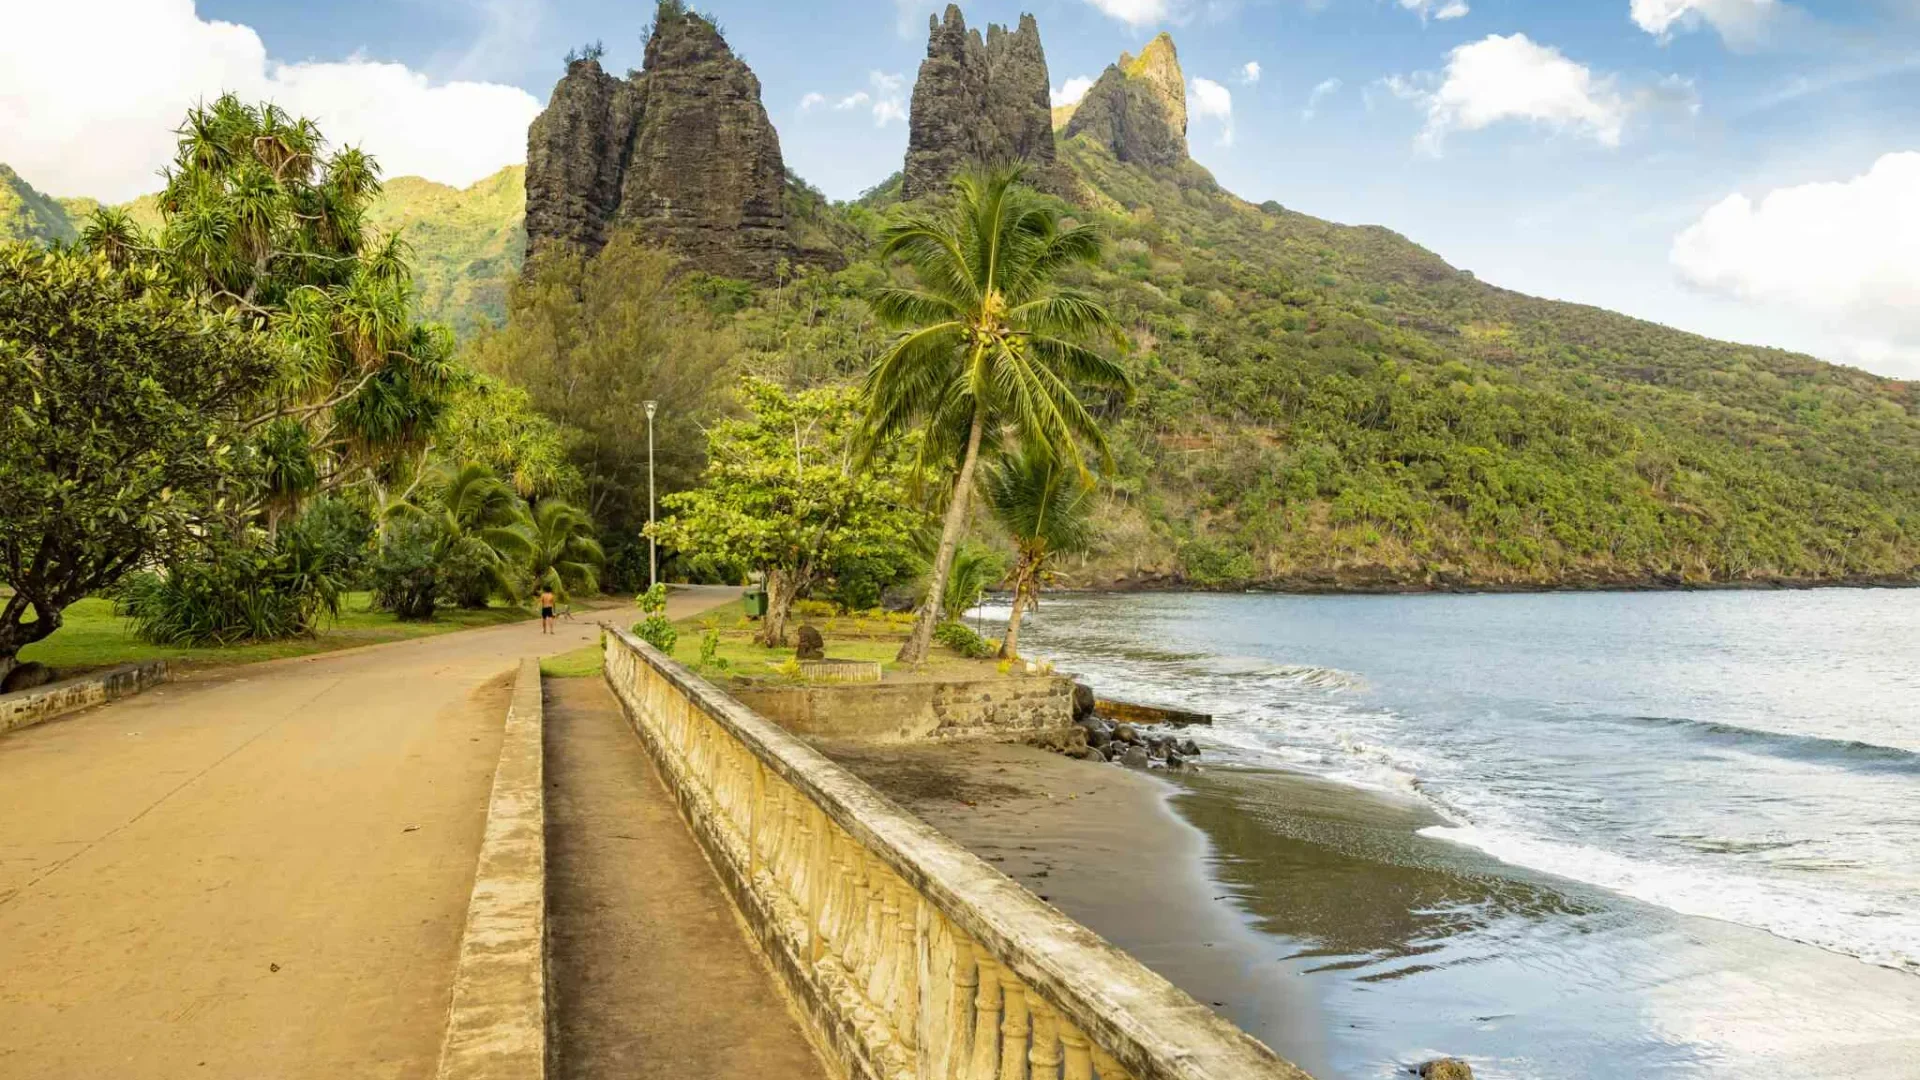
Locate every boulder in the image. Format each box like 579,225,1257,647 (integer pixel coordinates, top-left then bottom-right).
1419,1059,1474,1080
1102,743,1125,762
1,661,54,694
795,624,825,661
1113,723,1140,745
1070,680,1096,722
1078,719,1112,749
1166,751,1185,770
1073,746,1107,762
1179,737,1201,756
1120,746,1151,769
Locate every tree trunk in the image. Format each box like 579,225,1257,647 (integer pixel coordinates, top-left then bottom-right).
899,406,987,664
998,556,1036,661
757,568,802,648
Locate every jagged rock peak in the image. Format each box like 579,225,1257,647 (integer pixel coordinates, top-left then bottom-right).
524,1,795,280
903,5,1067,200
1061,31,1190,168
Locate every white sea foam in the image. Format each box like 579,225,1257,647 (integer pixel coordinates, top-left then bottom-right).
1419,823,1920,974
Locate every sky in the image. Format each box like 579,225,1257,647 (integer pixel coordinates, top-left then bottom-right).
3,1,1919,378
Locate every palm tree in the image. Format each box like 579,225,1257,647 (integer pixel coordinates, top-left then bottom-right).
863,166,1129,663
983,446,1097,660
525,500,605,601
385,462,532,608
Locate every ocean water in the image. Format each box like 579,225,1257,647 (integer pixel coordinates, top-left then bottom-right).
989,589,1920,1077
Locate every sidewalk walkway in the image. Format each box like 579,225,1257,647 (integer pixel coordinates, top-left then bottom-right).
544,675,827,1079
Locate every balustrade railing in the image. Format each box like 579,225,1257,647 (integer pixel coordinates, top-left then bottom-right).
603,627,1313,1080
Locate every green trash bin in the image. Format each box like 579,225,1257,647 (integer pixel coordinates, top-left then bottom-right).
742,588,769,618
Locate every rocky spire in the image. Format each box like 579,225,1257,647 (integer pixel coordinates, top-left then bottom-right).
903,6,1066,199
1061,32,1190,168
524,2,795,280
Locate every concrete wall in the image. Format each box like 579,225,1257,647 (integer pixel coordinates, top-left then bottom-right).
0,661,169,737
602,628,1315,1080
435,659,547,1080
731,674,1075,743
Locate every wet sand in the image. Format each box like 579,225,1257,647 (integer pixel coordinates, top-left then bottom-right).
818,742,1920,1080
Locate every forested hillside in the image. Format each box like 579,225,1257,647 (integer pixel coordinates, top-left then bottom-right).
11,130,1918,589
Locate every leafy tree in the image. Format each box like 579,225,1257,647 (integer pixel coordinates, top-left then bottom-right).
468,230,734,543
862,166,1129,663
982,446,1097,659
652,377,925,647
81,94,457,514
0,244,275,676
525,500,605,601
436,375,580,500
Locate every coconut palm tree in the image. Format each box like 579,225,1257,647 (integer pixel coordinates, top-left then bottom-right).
982,446,1097,660
863,165,1129,663
525,500,605,601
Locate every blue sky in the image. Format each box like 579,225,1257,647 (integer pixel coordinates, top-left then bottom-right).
5,1,1920,375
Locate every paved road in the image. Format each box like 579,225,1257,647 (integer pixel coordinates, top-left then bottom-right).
0,587,740,1079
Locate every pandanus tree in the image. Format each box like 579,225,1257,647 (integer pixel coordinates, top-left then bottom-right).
80,94,455,522
863,166,1130,663
982,446,1098,660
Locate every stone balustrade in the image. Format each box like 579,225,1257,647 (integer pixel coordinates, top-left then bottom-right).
603,627,1314,1080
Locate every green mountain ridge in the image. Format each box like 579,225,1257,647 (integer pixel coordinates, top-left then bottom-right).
11,143,1919,588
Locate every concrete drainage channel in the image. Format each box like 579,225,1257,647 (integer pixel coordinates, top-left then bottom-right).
436,658,549,1080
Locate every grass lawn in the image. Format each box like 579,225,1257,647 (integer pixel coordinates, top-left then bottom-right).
662,601,1013,684
541,643,605,679
18,592,536,676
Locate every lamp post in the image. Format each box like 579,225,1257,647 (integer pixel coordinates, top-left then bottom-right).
645,400,658,591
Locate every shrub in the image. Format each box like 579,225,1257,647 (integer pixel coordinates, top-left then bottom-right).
698,625,727,670
934,621,997,659
118,526,349,646
632,583,676,651
372,519,442,621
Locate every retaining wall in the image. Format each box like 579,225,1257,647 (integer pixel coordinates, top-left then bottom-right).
732,674,1075,743
0,661,169,737
602,627,1313,1080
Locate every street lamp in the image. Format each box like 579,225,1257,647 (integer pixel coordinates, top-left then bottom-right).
645,400,658,591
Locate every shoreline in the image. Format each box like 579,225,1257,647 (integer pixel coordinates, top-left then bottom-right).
817,740,1920,1079
1050,570,1920,597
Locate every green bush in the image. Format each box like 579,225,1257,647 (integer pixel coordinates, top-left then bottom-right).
698,625,728,670
933,621,997,659
1179,538,1259,588
372,519,442,621
633,616,677,653
117,524,349,646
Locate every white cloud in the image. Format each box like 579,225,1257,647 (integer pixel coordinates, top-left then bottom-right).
0,0,541,201
799,92,826,112
1401,0,1471,20
1398,34,1633,153
1672,152,1920,367
1631,0,1778,44
1189,76,1234,146
820,72,908,127
1303,77,1342,119
1239,62,1262,84
1085,0,1175,27
1052,76,1096,108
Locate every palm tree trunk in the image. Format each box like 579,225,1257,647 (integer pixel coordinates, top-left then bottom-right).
899,406,987,664
999,556,1035,660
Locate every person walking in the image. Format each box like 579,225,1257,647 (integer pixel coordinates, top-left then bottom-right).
540,587,557,635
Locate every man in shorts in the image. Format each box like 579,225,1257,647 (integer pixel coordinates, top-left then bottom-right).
540,588,557,635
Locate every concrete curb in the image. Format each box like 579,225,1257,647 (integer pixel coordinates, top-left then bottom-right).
1,660,169,738
436,658,548,1080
